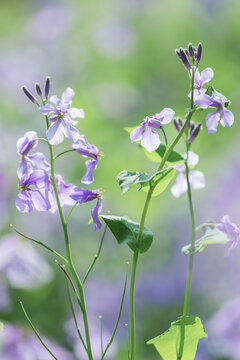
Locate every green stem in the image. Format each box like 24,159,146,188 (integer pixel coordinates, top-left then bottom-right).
54,149,75,161
46,117,93,360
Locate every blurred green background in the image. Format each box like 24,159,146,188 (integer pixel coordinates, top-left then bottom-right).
1,0,240,359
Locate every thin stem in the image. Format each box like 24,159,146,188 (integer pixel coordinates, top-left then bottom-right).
10,224,68,265
20,301,58,360
160,127,168,148
101,262,129,360
66,202,78,224
125,324,130,360
54,149,75,161
83,224,107,284
99,316,103,357
66,281,88,354
195,222,215,232
35,137,49,144
45,114,94,360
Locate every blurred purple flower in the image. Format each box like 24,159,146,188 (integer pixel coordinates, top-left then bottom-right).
0,282,11,311
189,67,214,100
0,235,53,289
171,151,205,198
0,322,73,360
195,92,234,133
16,169,52,213
130,108,175,152
73,135,101,184
217,215,240,254
17,131,50,178
40,88,84,145
70,188,102,230
49,174,76,213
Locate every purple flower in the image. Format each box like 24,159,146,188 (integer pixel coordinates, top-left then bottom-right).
49,174,76,213
217,215,240,254
17,131,50,178
189,67,214,100
70,188,102,230
0,235,53,289
16,170,52,213
72,135,101,184
40,88,85,145
130,108,175,152
195,92,234,133
171,151,205,198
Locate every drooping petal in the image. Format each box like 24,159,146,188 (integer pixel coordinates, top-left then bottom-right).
69,107,85,119
220,108,234,128
61,88,75,104
82,159,98,184
70,187,99,203
17,131,38,155
30,189,51,211
171,173,187,198
189,170,205,189
26,169,49,189
200,67,214,86
91,198,102,231
141,125,160,152
58,180,76,207
17,157,32,179
46,119,65,145
205,110,220,133
16,192,34,213
39,104,56,115
28,152,50,171
130,125,144,142
195,94,214,109
63,122,80,143
154,108,175,124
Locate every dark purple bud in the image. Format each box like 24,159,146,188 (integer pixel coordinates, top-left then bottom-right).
35,83,42,97
173,119,180,132
190,123,195,133
179,48,191,70
187,120,194,130
45,76,51,98
188,122,202,143
188,43,195,58
175,49,181,58
178,118,183,127
22,86,38,104
196,43,202,64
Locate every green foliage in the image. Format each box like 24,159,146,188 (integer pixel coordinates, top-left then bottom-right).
182,223,229,255
117,167,176,197
101,215,153,253
147,316,207,360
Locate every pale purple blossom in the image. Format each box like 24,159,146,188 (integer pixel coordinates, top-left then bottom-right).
0,235,53,289
17,131,50,178
189,67,214,100
72,135,101,184
195,92,234,133
40,88,84,145
217,215,240,254
171,151,205,198
49,174,76,213
130,108,175,152
70,188,102,230
16,169,52,213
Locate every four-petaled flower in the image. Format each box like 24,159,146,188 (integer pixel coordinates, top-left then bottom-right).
72,135,101,184
40,88,85,145
171,151,205,198
16,170,52,213
189,67,214,100
195,92,234,133
17,131,50,178
70,188,102,231
217,215,240,254
130,108,175,152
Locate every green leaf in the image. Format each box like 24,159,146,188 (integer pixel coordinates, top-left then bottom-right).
124,127,184,165
182,223,229,255
147,316,207,360
101,215,153,254
117,168,175,197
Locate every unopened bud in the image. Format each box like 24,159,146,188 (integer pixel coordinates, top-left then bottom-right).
188,43,195,58
178,118,183,127
45,76,51,98
173,119,180,132
179,48,191,70
196,43,202,64
35,83,42,97
22,86,38,104
188,122,202,143
187,120,194,130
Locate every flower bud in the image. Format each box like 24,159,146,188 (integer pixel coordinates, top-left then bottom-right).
188,43,195,58
178,48,191,70
196,43,202,64
188,122,202,143
21,86,38,104
35,83,42,97
45,76,51,99
173,119,180,132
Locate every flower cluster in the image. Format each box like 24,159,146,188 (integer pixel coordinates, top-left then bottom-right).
17,79,103,230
